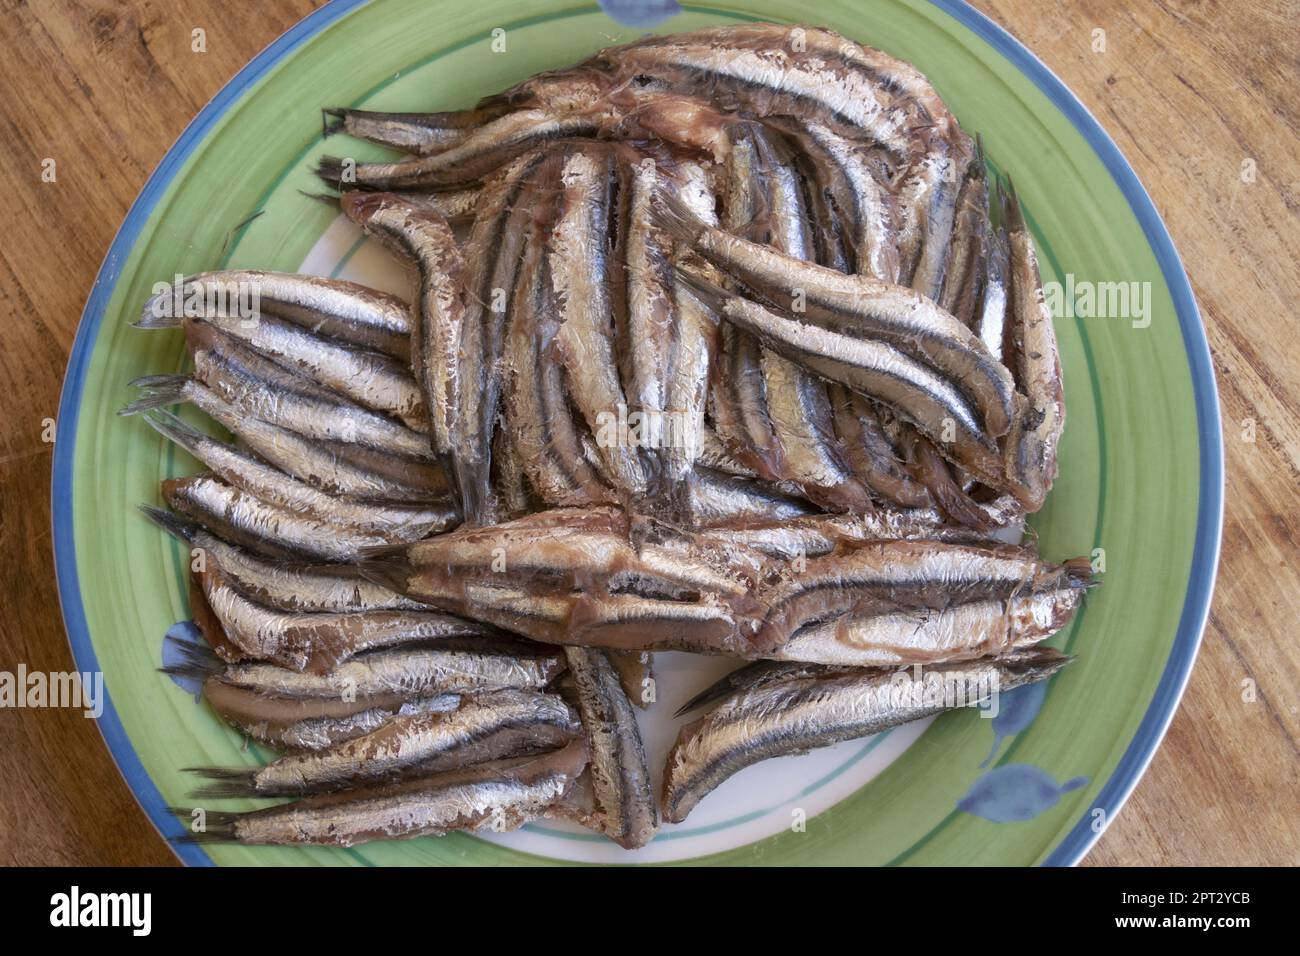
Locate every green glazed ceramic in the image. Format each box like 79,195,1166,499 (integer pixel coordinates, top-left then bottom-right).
53,0,1222,866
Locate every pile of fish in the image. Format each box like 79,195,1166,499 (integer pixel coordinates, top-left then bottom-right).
122,25,1087,851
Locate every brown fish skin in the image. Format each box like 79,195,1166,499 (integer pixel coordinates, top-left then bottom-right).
1001,181,1065,512
741,539,1092,657
827,386,933,508
180,740,590,846
563,648,658,848
339,192,467,462
607,650,655,709
661,649,1072,823
322,107,494,155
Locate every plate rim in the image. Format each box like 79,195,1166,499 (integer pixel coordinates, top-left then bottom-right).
50,0,1223,868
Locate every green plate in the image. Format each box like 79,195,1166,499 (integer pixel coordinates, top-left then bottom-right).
53,0,1222,866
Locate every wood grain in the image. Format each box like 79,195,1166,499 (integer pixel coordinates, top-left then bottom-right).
0,0,1294,866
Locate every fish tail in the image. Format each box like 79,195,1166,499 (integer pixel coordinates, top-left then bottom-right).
1001,175,1026,232
140,408,210,458
117,377,188,417
158,634,223,681
314,155,352,190
167,807,239,843
321,107,347,138
135,285,186,329
650,180,708,247
137,503,198,545
672,266,730,313
185,766,259,798
354,554,417,596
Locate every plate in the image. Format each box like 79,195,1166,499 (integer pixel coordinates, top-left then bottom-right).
53,0,1222,866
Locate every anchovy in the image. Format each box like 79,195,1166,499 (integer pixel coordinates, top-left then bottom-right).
827,385,933,508
136,312,428,431
180,321,435,460
316,108,606,191
688,467,815,525
661,649,1072,823
322,106,494,155
939,144,990,327
196,559,496,673
770,588,1085,666
139,270,412,360
549,147,648,501
339,192,466,460
160,476,424,564
192,689,581,797
742,539,1092,656
675,274,1008,492
176,740,589,846
126,378,445,502
1001,180,1065,512
504,168,614,508
654,189,1016,437
138,410,455,539
453,151,551,523
141,507,430,613
563,648,658,848
900,145,965,301
211,640,565,701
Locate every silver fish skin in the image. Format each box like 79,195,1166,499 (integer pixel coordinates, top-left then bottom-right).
317,108,606,191
563,648,658,848
654,189,1016,438
678,275,1006,490
744,539,1092,656
901,146,965,302
662,649,1072,823
550,147,648,503
939,150,990,327
183,739,589,846
186,332,436,460
140,310,428,431
216,641,565,701
161,476,421,563
975,226,1009,362
193,689,581,797
132,380,443,503
139,410,454,539
1001,181,1064,512
140,506,429,613
139,269,412,360
322,107,486,155
747,127,873,514
197,560,497,673
454,151,551,524
661,160,719,508
258,697,464,752
340,192,466,461
505,168,615,509
688,467,815,525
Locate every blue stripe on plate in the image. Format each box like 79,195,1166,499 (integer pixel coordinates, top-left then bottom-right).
52,0,1223,868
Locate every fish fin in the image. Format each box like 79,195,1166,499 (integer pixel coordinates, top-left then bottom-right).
300,189,341,207
118,377,188,417
158,634,223,681
137,504,198,545
167,807,239,843
314,155,354,190
322,107,347,138
353,555,417,596
1002,176,1026,232
140,408,210,456
672,266,731,313
650,180,708,248
185,767,259,799
672,663,759,717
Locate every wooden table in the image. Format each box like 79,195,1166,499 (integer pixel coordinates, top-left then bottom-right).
0,0,1294,866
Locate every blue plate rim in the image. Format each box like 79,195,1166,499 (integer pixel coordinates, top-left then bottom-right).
50,0,1223,868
